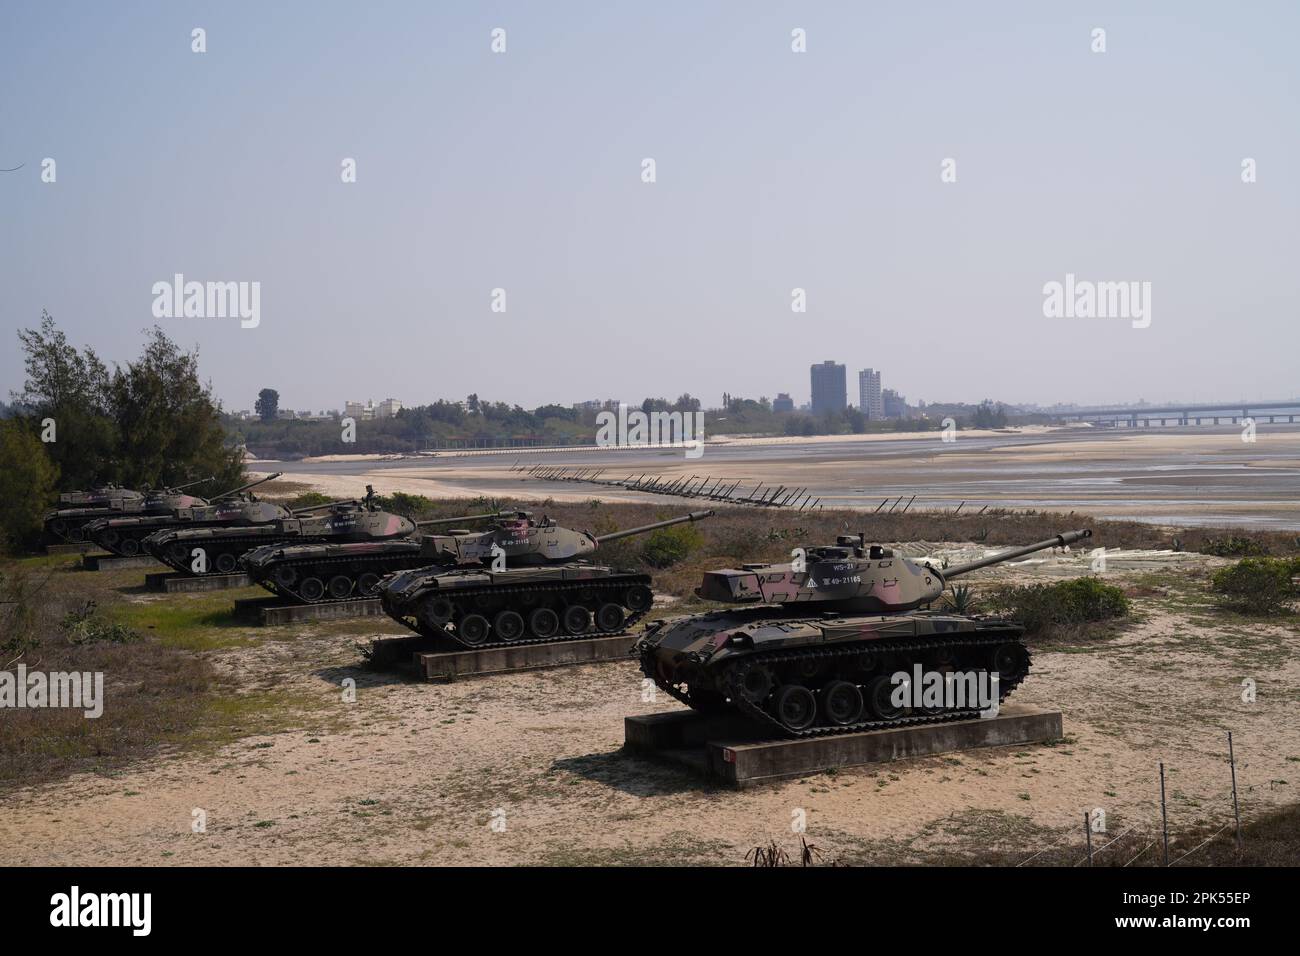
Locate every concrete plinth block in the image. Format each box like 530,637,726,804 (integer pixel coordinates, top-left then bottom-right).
145,572,252,593
81,554,164,572
414,633,639,681
231,596,383,626
624,704,1064,787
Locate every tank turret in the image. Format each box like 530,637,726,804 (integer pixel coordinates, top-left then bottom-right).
83,473,281,557
697,530,1093,612
635,529,1092,736
375,510,715,649
410,509,716,567
43,478,210,544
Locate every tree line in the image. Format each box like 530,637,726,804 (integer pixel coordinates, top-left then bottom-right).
0,312,243,551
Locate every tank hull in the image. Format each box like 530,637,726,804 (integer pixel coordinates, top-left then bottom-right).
635,608,1030,737
240,539,431,603
377,564,655,650
145,527,314,575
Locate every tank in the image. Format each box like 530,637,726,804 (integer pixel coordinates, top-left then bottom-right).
635,529,1092,737
375,509,716,649
82,474,281,557
43,482,197,543
237,497,505,602
148,486,496,578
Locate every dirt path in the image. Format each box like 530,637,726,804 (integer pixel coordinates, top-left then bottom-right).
2,554,1296,866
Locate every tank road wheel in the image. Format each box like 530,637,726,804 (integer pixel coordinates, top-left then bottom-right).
727,661,775,704
357,572,381,595
623,585,653,613
771,685,817,732
595,602,625,632
50,519,67,537
328,575,355,600
855,650,881,674
864,675,904,720
167,542,189,565
820,680,865,726
990,643,1029,683
458,613,491,646
214,552,239,575
69,525,86,542
493,610,526,642
790,657,824,682
420,597,455,628
528,607,560,640
926,647,958,672
562,605,591,635
273,565,298,590
119,537,140,556
99,529,118,548
299,577,326,602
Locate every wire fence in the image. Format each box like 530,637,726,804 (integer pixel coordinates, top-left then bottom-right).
1015,732,1247,868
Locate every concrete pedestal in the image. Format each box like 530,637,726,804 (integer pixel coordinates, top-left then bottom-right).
624,704,1064,787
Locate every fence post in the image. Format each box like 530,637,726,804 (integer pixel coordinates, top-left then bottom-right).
1228,732,1243,853
1159,762,1170,866
1084,811,1093,866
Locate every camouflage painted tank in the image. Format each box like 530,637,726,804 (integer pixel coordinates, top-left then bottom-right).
238,497,503,602
43,482,186,543
141,495,339,575
636,529,1091,737
82,474,280,557
376,510,715,649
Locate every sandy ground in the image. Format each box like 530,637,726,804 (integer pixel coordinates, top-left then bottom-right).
257,425,1300,529
2,548,1296,866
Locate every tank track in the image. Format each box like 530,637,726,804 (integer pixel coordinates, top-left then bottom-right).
153,535,310,575
250,551,422,602
649,631,1029,738
392,575,652,650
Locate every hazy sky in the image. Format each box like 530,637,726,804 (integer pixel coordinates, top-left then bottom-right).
3,1,1297,413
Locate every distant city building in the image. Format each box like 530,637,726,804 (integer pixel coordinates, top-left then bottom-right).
376,398,403,419
773,392,795,413
810,361,847,415
882,388,907,419
859,368,884,420
344,400,375,421
276,409,297,420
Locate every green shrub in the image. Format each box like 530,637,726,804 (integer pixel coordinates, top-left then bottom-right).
640,522,705,568
985,577,1129,637
376,491,435,516
59,602,141,645
944,584,978,614
0,420,59,553
1210,557,1298,615
1198,536,1270,558
285,491,332,509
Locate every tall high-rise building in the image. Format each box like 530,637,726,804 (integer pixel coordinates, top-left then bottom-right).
859,368,884,420
810,361,847,414
773,392,794,413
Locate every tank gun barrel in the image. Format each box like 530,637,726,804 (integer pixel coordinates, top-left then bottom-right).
163,477,214,494
214,472,284,500
594,510,714,544
942,529,1092,579
290,497,355,514
414,511,501,528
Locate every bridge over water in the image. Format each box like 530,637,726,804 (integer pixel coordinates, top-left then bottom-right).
1056,400,1300,427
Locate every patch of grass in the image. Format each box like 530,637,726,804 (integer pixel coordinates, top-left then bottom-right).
1210,557,1299,615
104,590,265,650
